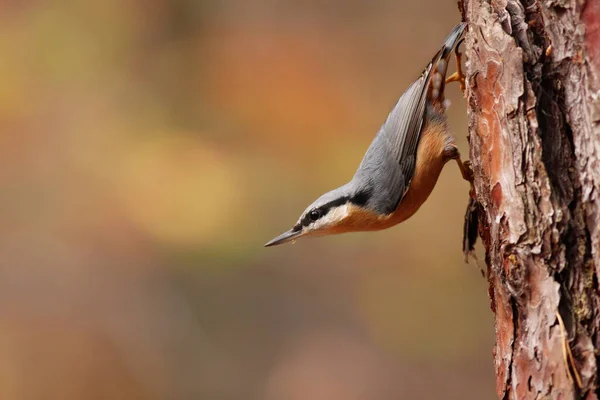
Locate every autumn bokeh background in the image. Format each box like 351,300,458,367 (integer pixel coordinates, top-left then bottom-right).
1,1,495,399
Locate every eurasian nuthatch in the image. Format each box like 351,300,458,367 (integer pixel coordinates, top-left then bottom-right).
266,23,472,247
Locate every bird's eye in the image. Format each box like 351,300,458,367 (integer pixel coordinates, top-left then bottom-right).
309,209,321,221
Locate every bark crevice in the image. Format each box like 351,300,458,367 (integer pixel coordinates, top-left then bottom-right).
462,0,600,396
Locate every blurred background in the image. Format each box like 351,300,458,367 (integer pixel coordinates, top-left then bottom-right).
0,1,495,399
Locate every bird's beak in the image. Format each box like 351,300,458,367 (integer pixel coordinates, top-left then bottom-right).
264,228,303,247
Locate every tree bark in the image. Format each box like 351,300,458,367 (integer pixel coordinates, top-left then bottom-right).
461,0,600,398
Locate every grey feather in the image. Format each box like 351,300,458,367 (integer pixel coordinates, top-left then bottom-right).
296,23,467,221
351,65,434,215
350,23,466,215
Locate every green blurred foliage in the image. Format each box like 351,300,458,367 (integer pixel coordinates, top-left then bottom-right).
0,1,494,399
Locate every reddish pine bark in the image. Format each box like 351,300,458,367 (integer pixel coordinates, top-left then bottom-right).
461,0,600,398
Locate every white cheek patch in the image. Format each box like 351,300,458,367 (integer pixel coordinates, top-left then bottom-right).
312,204,351,231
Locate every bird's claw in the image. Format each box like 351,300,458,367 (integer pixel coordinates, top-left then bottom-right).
445,43,466,93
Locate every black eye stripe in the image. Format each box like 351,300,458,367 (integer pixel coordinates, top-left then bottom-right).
300,189,372,227
350,188,371,206
302,210,320,226
301,207,327,226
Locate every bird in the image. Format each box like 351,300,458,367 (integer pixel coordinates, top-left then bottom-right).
265,23,472,247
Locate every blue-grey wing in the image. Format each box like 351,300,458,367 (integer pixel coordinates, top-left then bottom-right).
352,23,466,216
353,63,435,215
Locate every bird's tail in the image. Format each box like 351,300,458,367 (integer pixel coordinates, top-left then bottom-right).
428,22,467,106
440,23,467,63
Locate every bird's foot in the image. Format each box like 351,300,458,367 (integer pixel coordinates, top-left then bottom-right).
445,41,466,93
462,159,474,184
443,145,473,184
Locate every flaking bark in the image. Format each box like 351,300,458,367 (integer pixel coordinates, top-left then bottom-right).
461,0,600,398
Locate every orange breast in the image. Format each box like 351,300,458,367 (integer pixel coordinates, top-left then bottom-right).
340,119,453,232
386,119,451,226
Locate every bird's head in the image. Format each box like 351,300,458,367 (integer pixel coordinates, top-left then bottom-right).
264,184,377,247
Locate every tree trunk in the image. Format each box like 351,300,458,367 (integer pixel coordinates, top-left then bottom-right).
460,0,600,398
